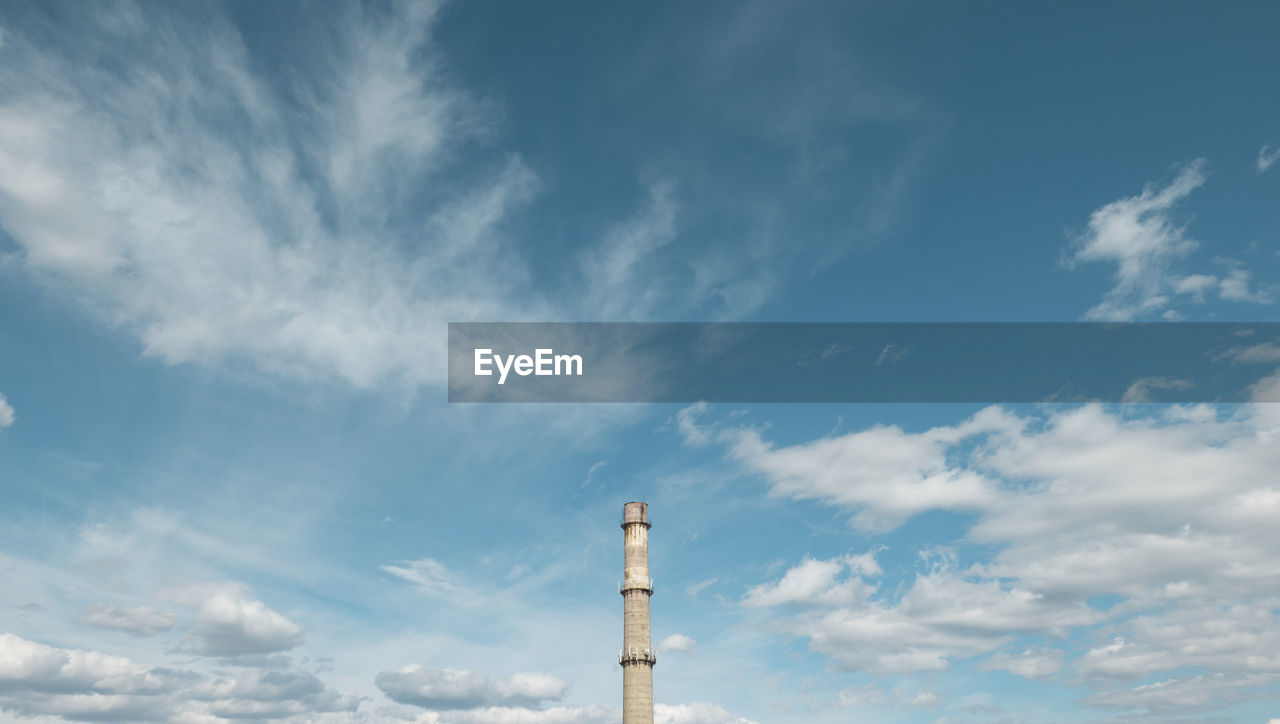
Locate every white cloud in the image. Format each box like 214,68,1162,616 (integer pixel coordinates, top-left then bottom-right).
759,567,1098,674
1218,267,1271,303
980,647,1063,680
1251,368,1280,402
1078,604,1280,680
836,684,885,707
722,406,1019,532
388,706,613,723
0,632,160,694
162,582,304,656
684,578,718,598
0,393,12,428
1172,272,1217,299
742,554,876,608
674,402,713,446
581,460,607,488
491,672,569,703
875,343,912,366
702,402,1280,710
381,558,457,596
1259,143,1280,172
1120,376,1192,403
0,632,357,722
187,668,362,720
376,665,498,710
1065,162,1274,320
78,602,177,636
0,3,795,397
655,702,759,724
1218,341,1280,365
375,663,567,710
579,178,679,320
1068,161,1207,321
379,702,756,724
657,634,696,654
0,2,826,392
1084,673,1274,715
0,3,551,391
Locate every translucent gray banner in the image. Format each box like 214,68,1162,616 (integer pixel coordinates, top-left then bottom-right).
447,323,1280,403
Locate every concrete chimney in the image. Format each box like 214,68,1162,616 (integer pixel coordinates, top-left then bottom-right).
620,501,655,724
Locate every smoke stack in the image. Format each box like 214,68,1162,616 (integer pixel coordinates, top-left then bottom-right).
620,501,655,723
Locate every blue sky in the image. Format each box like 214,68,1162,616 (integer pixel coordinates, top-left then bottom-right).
2,1,1280,722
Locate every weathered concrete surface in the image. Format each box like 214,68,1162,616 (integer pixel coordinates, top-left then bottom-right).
620,502,654,724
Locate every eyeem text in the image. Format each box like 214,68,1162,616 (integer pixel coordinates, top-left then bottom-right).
474,348,584,385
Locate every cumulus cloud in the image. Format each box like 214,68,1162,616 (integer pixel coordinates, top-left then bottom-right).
375,664,567,710
0,633,357,722
1171,272,1217,299
0,393,13,428
1084,673,1274,715
374,661,758,724
1218,266,1272,303
1078,604,1280,680
657,634,696,654
742,553,878,608
78,602,177,636
187,668,361,720
162,582,303,656
0,632,163,694
701,403,1280,711
720,405,1019,532
980,647,1063,680
655,703,759,724
384,703,754,724
1,629,747,724
756,563,1098,674
383,705,614,724
491,672,569,704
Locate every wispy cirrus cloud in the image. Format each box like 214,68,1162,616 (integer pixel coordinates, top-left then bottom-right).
578,179,679,320
2,1,911,394
0,1,552,390
2,2,791,394
1258,143,1280,173
380,558,457,597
